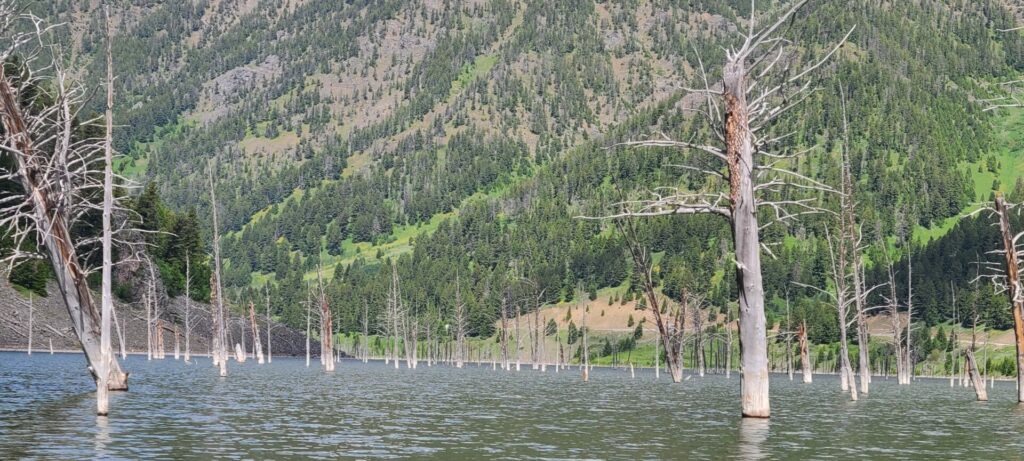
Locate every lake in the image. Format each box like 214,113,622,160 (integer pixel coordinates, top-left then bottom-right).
2,352,1024,459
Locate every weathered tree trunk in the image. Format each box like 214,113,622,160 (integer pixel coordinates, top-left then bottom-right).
113,304,126,360
500,297,510,370
184,255,192,362
995,195,1024,402
266,284,272,364
581,305,590,382
305,289,311,368
723,59,770,417
27,294,32,355
798,321,812,383
966,348,988,401
362,301,370,364
515,304,522,372
902,250,914,385
96,10,116,414
249,302,264,364
208,167,227,377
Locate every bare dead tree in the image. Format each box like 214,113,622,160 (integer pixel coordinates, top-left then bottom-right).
265,283,272,364
580,295,590,383
207,164,227,377
692,294,707,377
500,294,510,371
797,319,811,383
26,292,32,355
0,3,135,393
837,90,873,395
514,302,522,371
184,252,192,362
317,261,334,372
973,195,1024,401
797,226,857,401
586,0,853,417
965,274,988,401
618,218,685,382
453,273,468,368
305,284,311,367
361,299,370,363
880,249,908,384
249,301,264,364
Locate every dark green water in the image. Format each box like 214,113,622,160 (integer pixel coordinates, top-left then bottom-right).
2,351,1024,459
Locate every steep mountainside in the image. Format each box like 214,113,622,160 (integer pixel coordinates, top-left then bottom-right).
36,0,1024,334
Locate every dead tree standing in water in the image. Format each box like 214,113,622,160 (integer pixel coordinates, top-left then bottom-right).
265,284,272,364
249,302,264,364
590,1,852,417
976,195,1024,401
317,263,334,372
453,273,468,368
0,6,134,394
618,219,685,382
208,164,227,377
798,320,811,383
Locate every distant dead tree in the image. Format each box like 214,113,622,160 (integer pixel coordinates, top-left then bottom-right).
453,273,469,368
586,0,853,417
617,218,685,383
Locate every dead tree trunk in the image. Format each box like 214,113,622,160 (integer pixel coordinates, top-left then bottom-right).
0,16,130,393
0,73,129,390
618,220,684,382
581,304,590,382
96,7,116,414
27,294,32,355
265,284,272,364
249,302,264,364
454,275,467,368
362,300,370,363
721,55,771,415
184,254,192,362
317,265,334,372
903,249,914,385
995,195,1024,402
500,296,510,371
798,320,812,383
515,304,522,371
305,287,311,367
208,166,227,377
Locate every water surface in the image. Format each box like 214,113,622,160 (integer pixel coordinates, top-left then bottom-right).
2,352,1023,459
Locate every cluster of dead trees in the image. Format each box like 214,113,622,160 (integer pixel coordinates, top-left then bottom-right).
0,3,286,414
